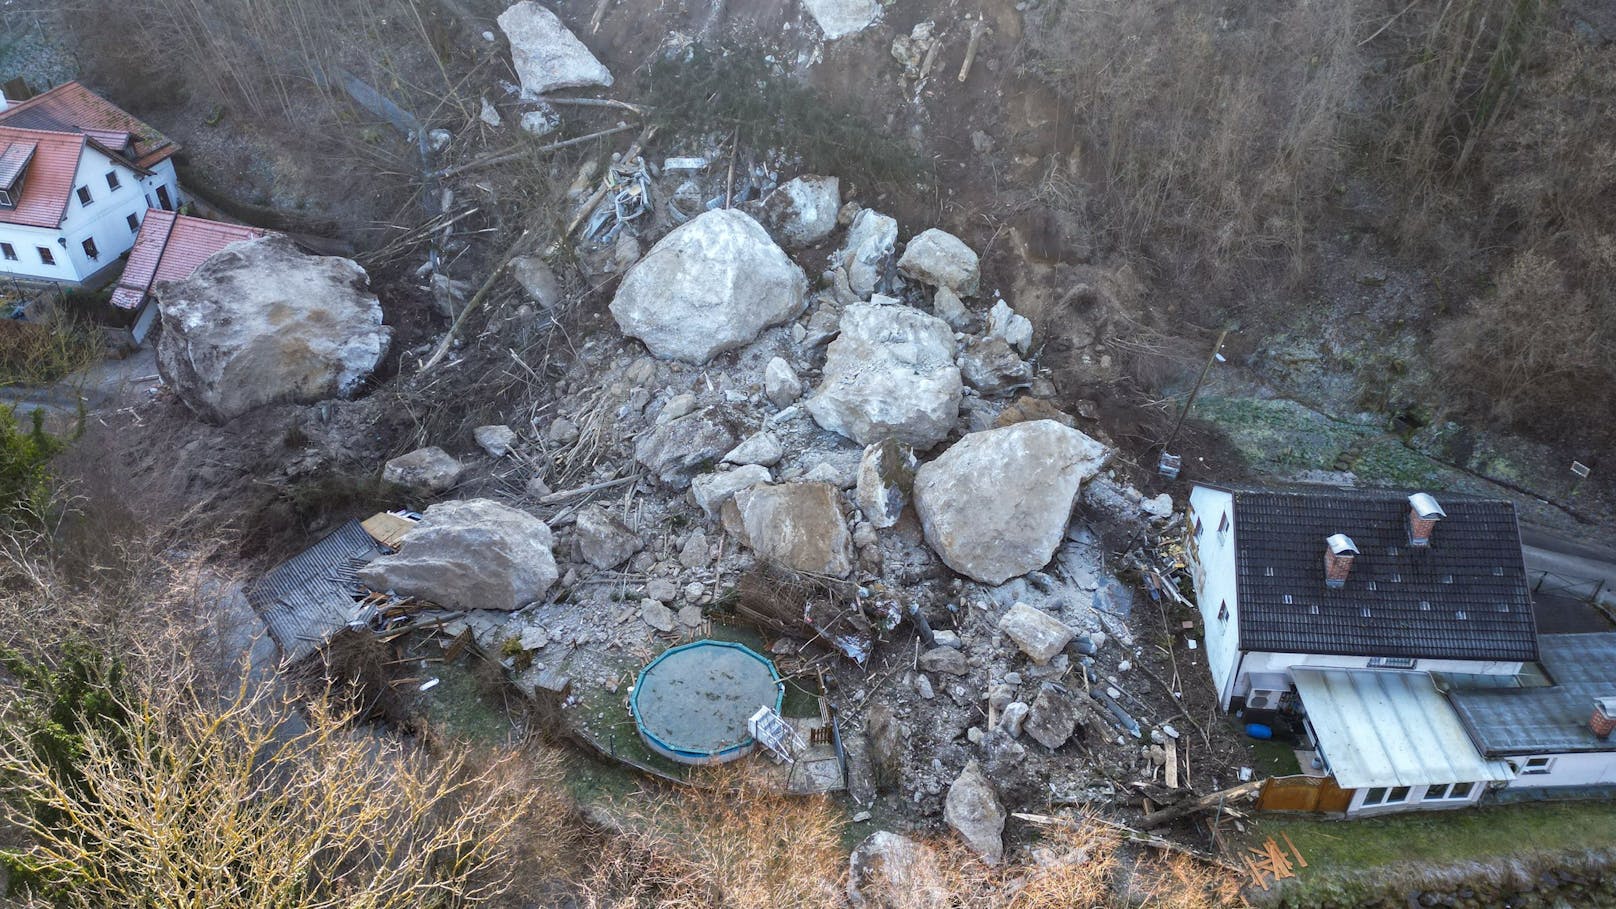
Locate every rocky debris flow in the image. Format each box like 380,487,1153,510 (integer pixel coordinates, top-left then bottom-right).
610,209,807,364
856,438,917,529
801,0,880,39
913,420,1111,584
635,408,737,489
690,465,771,519
898,228,980,296
156,236,389,424
807,302,962,448
743,175,841,248
959,337,1032,394
357,499,557,611
723,431,784,467
473,425,517,458
998,602,1077,664
1023,683,1081,749
508,255,562,309
731,482,854,577
574,505,643,569
764,356,804,409
987,300,1034,354
497,2,612,96
836,209,898,298
382,447,464,496
847,831,949,909
944,760,1006,865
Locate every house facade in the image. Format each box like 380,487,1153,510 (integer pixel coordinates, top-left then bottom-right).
1185,485,1615,816
0,82,182,286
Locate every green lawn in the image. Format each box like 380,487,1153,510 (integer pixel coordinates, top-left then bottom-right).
1254,799,1616,871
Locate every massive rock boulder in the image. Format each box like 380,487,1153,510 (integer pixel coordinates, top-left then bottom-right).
913,420,1110,584
610,209,807,364
497,2,613,96
898,228,979,296
156,236,389,424
836,209,898,298
944,760,1006,865
731,482,854,577
356,499,557,612
744,175,841,248
802,0,880,39
806,303,961,449
847,831,949,909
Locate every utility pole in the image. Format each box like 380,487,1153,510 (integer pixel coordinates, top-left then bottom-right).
1158,329,1229,479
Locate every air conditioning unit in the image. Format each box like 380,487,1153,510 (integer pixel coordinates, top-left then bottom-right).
1246,688,1287,710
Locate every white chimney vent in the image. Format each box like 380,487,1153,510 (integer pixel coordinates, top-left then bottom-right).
1408,493,1446,547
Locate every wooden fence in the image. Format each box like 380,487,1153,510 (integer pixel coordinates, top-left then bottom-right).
1256,774,1353,814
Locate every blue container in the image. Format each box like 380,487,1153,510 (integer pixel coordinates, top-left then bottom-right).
1245,723,1274,740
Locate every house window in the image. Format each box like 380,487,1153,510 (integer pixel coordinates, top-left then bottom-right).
0,242,14,261
1218,511,1230,533
1520,757,1554,776
156,185,173,211
37,246,54,266
106,171,121,191
1361,786,1411,807
1218,600,1229,622
1368,657,1416,669
1423,782,1474,801
76,186,93,206
127,213,140,232
82,238,99,260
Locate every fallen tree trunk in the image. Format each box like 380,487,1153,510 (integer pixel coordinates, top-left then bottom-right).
1137,779,1264,830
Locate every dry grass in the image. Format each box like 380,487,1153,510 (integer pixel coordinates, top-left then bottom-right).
578,766,847,909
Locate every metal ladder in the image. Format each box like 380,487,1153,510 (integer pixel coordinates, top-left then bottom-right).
748,706,807,764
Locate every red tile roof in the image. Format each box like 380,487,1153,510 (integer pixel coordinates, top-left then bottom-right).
0,126,88,228
0,82,178,170
110,211,271,310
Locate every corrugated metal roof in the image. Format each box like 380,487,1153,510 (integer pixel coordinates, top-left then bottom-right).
1294,667,1516,788
1449,632,1616,756
244,520,386,663
0,126,84,228
110,211,270,310
0,81,178,169
1231,488,1537,661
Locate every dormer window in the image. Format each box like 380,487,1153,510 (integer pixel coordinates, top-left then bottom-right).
0,140,36,211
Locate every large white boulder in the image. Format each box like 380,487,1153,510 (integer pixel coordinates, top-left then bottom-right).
802,0,880,39
356,499,557,612
898,228,979,296
497,2,612,96
732,482,854,578
156,236,389,424
913,420,1110,584
610,209,807,364
837,209,898,297
847,831,949,909
806,302,961,449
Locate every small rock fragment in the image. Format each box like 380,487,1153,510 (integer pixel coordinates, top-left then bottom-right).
764,356,804,408
998,602,1076,664
723,430,784,467
898,228,980,296
919,645,968,676
473,424,517,458
574,506,643,569
641,599,676,632
855,437,918,529
382,446,463,496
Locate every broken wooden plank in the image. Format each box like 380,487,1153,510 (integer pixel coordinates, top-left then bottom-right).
1165,737,1179,789
1138,779,1264,830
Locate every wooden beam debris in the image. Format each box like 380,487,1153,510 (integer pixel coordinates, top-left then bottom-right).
1137,779,1263,830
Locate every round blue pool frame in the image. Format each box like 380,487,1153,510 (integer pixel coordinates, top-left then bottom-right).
630,640,784,765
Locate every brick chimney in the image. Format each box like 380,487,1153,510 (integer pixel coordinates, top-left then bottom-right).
1593,698,1616,740
1324,534,1358,589
1408,493,1446,547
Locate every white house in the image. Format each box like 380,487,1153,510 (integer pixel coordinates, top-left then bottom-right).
1183,485,1568,816
0,81,182,287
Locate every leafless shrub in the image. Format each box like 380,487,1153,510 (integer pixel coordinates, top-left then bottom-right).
0,671,558,908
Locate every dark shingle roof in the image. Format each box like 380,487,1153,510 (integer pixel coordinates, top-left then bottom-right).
1450,633,1616,755
1232,488,1537,661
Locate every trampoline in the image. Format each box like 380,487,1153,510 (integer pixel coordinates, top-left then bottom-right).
630,640,783,765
